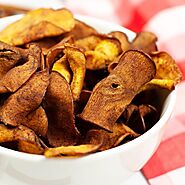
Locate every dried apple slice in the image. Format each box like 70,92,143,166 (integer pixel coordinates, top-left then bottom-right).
67,19,97,40
141,51,182,91
0,124,15,143
44,144,100,157
0,70,49,126
131,31,158,53
64,45,86,100
16,125,44,154
0,8,75,45
85,123,139,151
79,50,156,131
45,72,80,147
0,41,27,79
52,54,71,83
108,31,131,52
22,106,48,137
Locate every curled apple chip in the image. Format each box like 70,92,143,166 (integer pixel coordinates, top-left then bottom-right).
0,8,75,45
131,31,158,54
80,50,156,131
52,54,71,83
108,31,131,52
64,45,86,100
0,124,15,143
16,125,44,154
85,38,121,70
75,35,102,51
22,106,48,137
141,51,182,91
46,36,73,67
44,72,80,147
0,55,38,93
0,124,44,154
0,41,27,79
0,70,49,126
85,123,139,151
44,144,100,157
67,19,97,40
50,44,86,101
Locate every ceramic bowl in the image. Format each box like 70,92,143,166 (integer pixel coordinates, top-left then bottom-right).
0,14,176,185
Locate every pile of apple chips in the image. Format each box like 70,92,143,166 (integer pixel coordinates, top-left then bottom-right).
0,8,182,157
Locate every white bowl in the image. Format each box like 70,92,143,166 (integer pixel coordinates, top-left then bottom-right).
0,14,176,185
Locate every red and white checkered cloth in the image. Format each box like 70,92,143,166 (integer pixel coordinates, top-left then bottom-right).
1,0,185,184
64,0,185,184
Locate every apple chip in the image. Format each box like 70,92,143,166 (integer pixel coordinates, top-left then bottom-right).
0,70,49,126
52,54,71,83
45,72,80,147
64,45,86,100
108,31,131,52
75,35,102,51
44,144,100,157
0,41,27,79
151,51,182,83
0,8,75,45
131,31,158,53
0,124,44,154
80,50,156,131
85,123,139,151
0,54,38,94
46,36,73,67
22,106,48,137
0,124,15,143
67,19,97,40
16,125,44,154
141,51,182,91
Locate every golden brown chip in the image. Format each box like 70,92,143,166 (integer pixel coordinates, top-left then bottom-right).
0,55,38,93
0,41,27,79
31,37,61,55
64,45,86,100
44,72,80,147
18,139,44,154
0,124,15,143
75,35,102,51
85,37,121,70
0,124,44,154
16,125,44,154
52,54,71,83
22,106,48,137
85,123,139,151
44,144,100,157
108,31,131,52
151,51,182,84
46,36,73,67
79,50,156,131
0,8,75,45
140,79,175,91
0,70,49,126
66,19,97,40
131,31,158,53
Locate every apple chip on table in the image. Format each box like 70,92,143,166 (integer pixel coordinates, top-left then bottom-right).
0,8,182,157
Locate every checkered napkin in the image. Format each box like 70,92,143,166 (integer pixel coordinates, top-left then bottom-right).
65,1,185,184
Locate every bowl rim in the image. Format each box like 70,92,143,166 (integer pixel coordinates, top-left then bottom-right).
0,14,176,162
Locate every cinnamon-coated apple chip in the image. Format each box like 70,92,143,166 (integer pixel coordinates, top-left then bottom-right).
44,72,80,147
0,8,75,45
80,50,156,131
0,70,49,126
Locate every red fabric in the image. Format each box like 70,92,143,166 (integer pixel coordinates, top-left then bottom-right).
142,132,185,178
